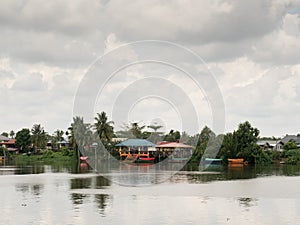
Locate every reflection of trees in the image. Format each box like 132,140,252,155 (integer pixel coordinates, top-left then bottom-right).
238,197,257,208
94,194,111,215
70,178,92,189
71,193,87,205
95,176,110,188
15,183,44,196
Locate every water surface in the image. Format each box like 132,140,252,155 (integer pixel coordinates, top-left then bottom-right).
1,162,300,225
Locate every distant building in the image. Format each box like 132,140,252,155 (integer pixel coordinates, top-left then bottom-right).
116,139,155,160
1,138,18,154
257,140,279,151
276,135,300,150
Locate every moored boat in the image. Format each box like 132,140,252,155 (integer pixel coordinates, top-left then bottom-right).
135,156,155,163
204,158,223,165
228,158,244,164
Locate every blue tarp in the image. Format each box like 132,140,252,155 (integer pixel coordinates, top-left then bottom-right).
115,139,155,147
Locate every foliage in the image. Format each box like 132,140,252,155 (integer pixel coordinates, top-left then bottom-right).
1,132,9,137
15,128,31,152
9,130,15,138
31,124,48,152
67,116,94,160
285,149,300,165
189,126,215,163
283,141,298,151
164,130,181,142
94,112,114,142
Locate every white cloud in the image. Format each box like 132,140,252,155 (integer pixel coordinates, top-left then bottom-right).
1,1,300,137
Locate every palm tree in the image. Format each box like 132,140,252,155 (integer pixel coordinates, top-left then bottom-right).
31,124,47,152
68,116,93,160
94,112,114,142
52,130,64,150
9,130,15,139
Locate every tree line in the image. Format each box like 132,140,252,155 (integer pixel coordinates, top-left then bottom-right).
2,112,300,164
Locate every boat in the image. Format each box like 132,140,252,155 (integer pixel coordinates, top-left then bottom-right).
228,158,244,164
204,158,223,165
135,156,155,163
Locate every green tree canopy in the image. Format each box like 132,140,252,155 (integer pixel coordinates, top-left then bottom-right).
283,141,298,151
15,128,31,152
31,124,48,152
164,129,181,142
94,112,114,142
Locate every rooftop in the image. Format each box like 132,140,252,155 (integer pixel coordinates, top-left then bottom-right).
116,139,155,147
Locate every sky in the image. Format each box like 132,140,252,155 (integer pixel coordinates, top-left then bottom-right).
1,0,300,138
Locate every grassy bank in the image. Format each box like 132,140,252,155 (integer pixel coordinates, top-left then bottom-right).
13,149,75,164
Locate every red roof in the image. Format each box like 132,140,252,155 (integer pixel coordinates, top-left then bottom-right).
156,142,194,149
2,139,16,144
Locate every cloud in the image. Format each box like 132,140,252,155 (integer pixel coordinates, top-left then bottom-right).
1,0,300,137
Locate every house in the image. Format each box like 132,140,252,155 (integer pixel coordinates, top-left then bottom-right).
0,135,10,142
116,139,156,160
276,135,300,151
257,140,279,151
155,141,194,158
1,138,18,154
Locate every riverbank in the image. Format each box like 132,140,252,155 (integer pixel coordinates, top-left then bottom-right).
12,149,74,164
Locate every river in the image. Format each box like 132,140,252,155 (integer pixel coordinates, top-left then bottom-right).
1,161,300,225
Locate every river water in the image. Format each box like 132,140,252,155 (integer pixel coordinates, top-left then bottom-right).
1,162,300,225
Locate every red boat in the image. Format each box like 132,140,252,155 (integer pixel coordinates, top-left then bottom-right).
135,157,155,163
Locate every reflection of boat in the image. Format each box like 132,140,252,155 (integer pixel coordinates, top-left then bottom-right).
168,156,188,163
135,157,155,163
204,158,223,165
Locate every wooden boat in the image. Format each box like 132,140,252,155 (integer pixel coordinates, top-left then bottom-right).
204,158,223,165
135,156,155,163
228,158,244,164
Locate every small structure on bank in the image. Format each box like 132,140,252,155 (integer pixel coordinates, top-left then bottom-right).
155,142,194,162
116,139,156,160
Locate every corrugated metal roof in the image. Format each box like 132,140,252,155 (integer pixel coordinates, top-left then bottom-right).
116,139,155,147
0,135,10,141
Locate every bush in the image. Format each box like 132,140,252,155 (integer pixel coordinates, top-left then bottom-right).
43,150,54,158
285,149,300,165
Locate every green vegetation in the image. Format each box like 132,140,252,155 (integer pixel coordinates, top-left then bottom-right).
13,148,74,164
2,111,300,166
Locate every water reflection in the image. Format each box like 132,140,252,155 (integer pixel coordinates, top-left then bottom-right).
0,162,300,225
15,183,44,198
238,197,258,208
94,194,111,215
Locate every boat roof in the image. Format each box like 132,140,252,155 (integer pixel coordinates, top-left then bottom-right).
116,139,155,147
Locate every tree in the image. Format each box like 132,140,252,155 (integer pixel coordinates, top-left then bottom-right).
117,122,146,139
191,126,216,161
218,132,238,159
1,132,8,137
147,124,163,133
94,112,114,142
129,122,145,138
9,130,15,138
68,116,93,160
31,124,48,152
15,128,31,153
283,141,298,151
164,129,181,142
52,130,65,150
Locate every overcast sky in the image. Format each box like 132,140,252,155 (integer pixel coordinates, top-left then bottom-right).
1,0,300,137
